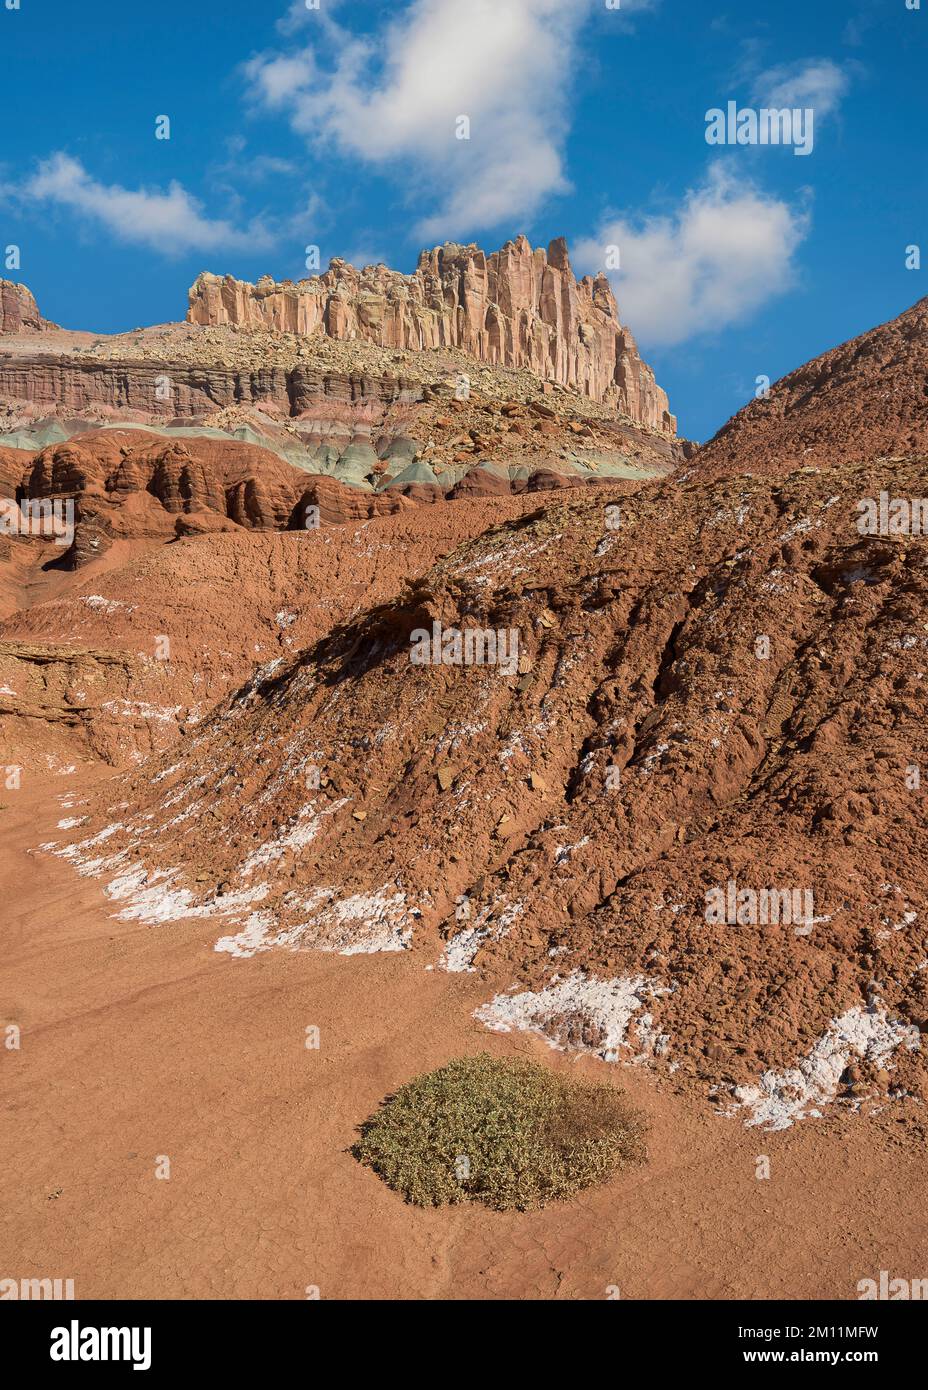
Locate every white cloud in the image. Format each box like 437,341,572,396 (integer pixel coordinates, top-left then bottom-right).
246,0,656,240
16,153,270,255
752,59,851,120
241,154,299,182
575,164,809,347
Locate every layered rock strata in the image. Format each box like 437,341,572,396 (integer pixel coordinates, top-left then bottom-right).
188,236,675,433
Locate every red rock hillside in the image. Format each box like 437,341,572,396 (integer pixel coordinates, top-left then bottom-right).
694,295,928,481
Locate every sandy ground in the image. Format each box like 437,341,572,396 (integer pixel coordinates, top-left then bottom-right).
1,773,925,1302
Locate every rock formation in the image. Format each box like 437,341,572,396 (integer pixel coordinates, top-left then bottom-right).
0,244,683,499
17,429,415,538
44,445,928,1114
0,444,29,496
188,236,676,434
0,352,419,420
0,279,51,334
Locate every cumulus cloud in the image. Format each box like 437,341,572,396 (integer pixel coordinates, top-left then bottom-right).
575,164,809,347
246,0,657,240
752,59,851,121
14,153,270,255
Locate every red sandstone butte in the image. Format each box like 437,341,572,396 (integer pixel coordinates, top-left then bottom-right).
187,235,676,433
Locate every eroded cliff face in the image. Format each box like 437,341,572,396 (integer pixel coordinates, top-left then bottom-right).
0,254,683,497
0,353,417,418
188,236,676,434
0,280,50,334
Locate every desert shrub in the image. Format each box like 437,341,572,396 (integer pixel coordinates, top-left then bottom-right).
352,1052,647,1211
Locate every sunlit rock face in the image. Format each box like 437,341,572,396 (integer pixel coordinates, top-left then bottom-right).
188,235,676,435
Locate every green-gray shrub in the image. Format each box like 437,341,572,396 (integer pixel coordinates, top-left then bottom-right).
353,1053,647,1211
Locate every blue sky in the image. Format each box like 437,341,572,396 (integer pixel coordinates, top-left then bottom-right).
1,0,925,441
